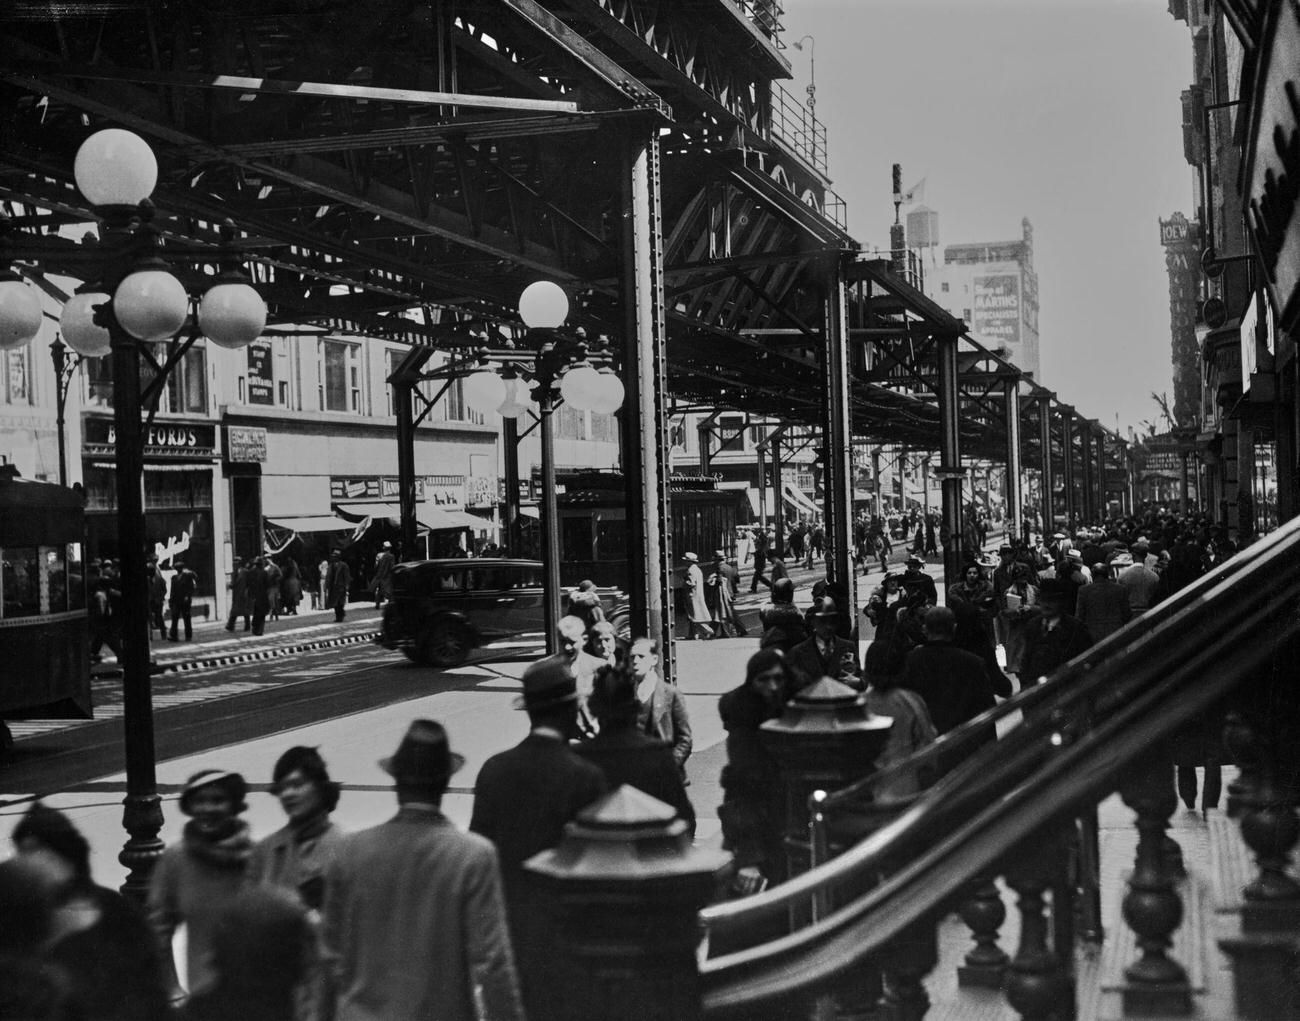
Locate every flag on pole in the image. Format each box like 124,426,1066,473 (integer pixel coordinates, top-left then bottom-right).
894,178,926,205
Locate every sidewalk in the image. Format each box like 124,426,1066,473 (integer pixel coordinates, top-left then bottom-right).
92,603,385,678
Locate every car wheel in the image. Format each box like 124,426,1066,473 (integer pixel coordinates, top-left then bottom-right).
402,646,430,666
423,619,471,668
610,612,632,644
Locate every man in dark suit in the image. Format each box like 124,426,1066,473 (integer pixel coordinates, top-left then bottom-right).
1019,578,1093,685
901,606,996,735
470,658,608,1020
323,720,524,1021
785,596,862,691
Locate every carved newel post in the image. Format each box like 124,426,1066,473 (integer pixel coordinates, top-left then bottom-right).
1118,750,1191,1015
525,785,729,1021
759,677,893,877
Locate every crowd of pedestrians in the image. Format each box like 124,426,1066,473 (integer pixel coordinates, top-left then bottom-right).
9,508,1234,1019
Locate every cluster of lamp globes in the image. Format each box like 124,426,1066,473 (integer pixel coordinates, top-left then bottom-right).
0,128,267,359
0,129,623,419
461,279,626,418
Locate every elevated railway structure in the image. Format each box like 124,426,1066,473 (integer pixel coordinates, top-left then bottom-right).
0,0,1125,654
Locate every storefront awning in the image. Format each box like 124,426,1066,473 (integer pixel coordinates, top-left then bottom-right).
335,502,486,531
265,515,354,533
782,482,821,517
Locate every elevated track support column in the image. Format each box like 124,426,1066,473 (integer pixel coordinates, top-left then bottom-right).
394,376,419,562
1004,375,1022,547
823,254,857,612
772,430,786,561
1038,393,1055,538
1061,406,1077,529
620,125,674,678
1096,429,1108,519
938,329,965,588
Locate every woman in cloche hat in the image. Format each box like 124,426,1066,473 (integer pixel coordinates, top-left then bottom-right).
148,769,252,1005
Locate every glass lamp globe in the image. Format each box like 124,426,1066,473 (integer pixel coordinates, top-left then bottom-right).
0,278,43,350
518,281,569,330
73,129,158,207
113,268,189,342
463,369,507,413
496,376,531,419
559,363,602,411
199,280,267,349
60,291,112,357
588,367,625,414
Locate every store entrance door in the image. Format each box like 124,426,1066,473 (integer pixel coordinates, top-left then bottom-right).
230,474,262,563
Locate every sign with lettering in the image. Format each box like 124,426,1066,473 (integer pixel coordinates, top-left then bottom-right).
83,417,217,459
330,476,466,507
972,274,1022,348
1244,3,1300,328
246,342,275,405
226,425,268,463
1160,213,1194,247
466,475,497,508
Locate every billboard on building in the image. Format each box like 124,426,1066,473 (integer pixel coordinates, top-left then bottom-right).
972,273,1022,348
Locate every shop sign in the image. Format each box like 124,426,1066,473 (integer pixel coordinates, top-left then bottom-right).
466,475,497,508
246,342,275,406
226,425,268,463
1245,3,1300,328
330,475,466,507
972,273,1022,348
83,417,217,459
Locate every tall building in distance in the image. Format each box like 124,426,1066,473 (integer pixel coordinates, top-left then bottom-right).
931,217,1041,378
1159,212,1203,426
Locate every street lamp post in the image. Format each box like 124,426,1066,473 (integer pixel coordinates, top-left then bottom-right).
57,128,267,900
462,281,624,652
49,335,82,487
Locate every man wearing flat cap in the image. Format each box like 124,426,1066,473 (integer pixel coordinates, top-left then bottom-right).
471,657,608,1020
785,596,862,692
322,720,523,1021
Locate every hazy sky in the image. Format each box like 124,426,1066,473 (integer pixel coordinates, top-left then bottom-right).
781,0,1193,433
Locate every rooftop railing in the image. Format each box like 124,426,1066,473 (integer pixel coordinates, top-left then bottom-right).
770,80,828,177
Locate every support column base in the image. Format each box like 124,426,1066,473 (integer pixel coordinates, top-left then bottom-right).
1219,933,1300,1021
1242,897,1300,932
957,960,1007,989
1120,981,1192,1016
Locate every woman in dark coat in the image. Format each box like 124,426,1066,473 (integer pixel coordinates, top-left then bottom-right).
280,559,302,615
947,561,998,648
718,649,793,894
12,803,171,1021
758,577,806,653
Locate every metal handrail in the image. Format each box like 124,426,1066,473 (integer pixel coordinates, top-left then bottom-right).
698,515,1300,1007
769,81,827,176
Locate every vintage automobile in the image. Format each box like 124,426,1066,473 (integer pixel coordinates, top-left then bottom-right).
380,558,630,667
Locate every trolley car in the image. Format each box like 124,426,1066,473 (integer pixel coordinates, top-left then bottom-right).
0,468,91,756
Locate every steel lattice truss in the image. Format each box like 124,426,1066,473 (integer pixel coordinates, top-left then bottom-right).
0,0,1112,463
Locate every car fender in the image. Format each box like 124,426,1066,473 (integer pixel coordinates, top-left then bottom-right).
418,609,479,644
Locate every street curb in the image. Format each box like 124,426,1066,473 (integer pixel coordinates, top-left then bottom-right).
92,630,383,680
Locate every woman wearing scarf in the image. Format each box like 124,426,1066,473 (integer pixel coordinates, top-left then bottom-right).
947,560,999,647
148,769,252,1004
250,747,344,1021
998,562,1040,676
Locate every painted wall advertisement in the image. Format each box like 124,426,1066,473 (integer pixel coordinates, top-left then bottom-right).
246,341,275,405
972,274,1022,348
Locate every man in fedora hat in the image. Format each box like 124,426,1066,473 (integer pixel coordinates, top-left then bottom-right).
1018,578,1092,686
901,606,997,736
784,596,862,692
1114,545,1160,616
682,552,715,640
471,658,607,1020
709,549,747,637
322,720,523,1021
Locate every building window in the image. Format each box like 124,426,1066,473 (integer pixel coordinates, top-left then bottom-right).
940,282,949,293
387,350,404,418
440,377,485,424
163,344,207,414
1,349,30,406
962,308,972,322
321,340,359,413
717,415,746,452
590,412,617,443
555,402,585,440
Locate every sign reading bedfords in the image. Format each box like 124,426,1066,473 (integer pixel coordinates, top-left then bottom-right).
972,274,1022,348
